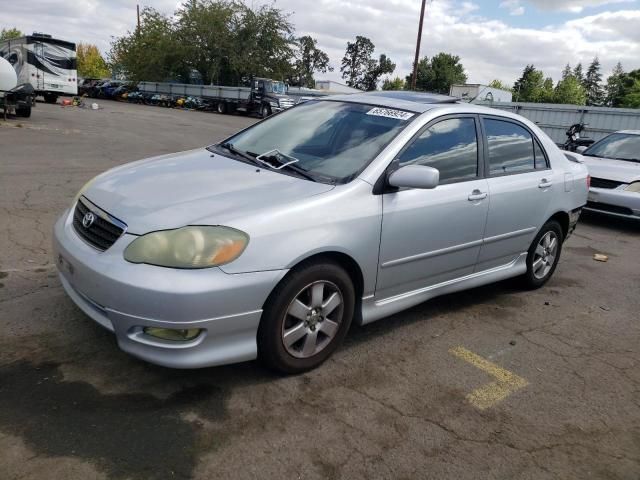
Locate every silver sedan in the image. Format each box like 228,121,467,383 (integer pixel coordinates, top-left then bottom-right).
53,91,589,373
575,130,640,219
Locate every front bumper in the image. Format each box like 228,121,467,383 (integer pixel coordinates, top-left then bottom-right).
585,188,640,219
53,209,287,368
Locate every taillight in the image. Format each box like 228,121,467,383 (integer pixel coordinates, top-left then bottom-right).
587,175,591,188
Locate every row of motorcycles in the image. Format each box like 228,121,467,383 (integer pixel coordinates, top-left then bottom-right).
77,79,211,110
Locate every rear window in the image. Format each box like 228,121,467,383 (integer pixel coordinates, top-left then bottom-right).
484,119,535,175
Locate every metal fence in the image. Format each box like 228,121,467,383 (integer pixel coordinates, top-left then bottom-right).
477,101,640,144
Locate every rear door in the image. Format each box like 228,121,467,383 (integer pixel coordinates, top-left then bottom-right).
377,115,490,299
475,116,554,271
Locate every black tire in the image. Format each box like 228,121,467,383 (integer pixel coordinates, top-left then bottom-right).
15,105,31,118
217,102,227,114
522,220,563,289
261,104,271,118
258,260,355,374
43,93,58,104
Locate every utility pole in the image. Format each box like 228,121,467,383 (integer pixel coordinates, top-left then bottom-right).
411,0,427,90
136,4,141,33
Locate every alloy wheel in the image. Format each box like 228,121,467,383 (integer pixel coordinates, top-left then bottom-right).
281,281,344,359
533,231,558,279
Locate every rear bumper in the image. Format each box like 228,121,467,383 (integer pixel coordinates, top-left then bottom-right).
53,209,288,368
585,188,640,219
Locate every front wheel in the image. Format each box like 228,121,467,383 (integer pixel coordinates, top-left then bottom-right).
258,261,355,374
261,104,271,118
522,220,563,289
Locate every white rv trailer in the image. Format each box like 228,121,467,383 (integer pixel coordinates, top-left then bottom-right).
0,33,77,103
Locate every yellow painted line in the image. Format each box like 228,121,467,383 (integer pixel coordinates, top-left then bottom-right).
449,346,529,410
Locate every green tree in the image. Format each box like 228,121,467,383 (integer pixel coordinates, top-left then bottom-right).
561,63,572,79
541,77,555,103
512,65,545,102
0,27,22,41
340,36,394,91
230,3,295,82
488,79,510,91
553,74,586,105
382,76,405,90
340,36,375,89
584,57,604,106
605,62,625,107
109,1,296,85
289,35,332,87
109,7,187,82
573,63,584,83
76,43,110,78
362,53,395,91
405,53,467,94
174,0,237,85
617,69,640,108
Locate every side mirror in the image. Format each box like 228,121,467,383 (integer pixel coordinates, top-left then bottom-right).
388,165,439,190
575,146,588,153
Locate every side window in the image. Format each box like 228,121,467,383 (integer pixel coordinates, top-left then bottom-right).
396,117,478,184
534,139,548,169
484,118,535,175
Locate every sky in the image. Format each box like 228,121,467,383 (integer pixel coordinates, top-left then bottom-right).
2,0,639,86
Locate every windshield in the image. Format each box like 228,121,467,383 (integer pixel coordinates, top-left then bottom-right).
223,100,415,183
270,81,286,95
584,133,640,162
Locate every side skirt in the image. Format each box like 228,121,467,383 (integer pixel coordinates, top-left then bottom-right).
360,253,527,325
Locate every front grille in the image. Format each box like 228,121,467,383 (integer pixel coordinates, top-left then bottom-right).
590,177,624,189
280,99,295,108
72,197,126,251
586,201,634,216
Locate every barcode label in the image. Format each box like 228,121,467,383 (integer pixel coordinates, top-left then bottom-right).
366,107,414,120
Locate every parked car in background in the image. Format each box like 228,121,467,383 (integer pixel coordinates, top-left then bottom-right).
53,91,589,373
576,130,640,219
78,78,103,96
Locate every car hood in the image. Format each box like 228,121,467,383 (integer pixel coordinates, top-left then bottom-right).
83,148,334,234
581,155,640,184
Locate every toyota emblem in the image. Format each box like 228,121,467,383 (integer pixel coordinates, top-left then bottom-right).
82,211,96,228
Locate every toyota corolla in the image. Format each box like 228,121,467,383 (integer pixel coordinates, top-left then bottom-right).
53,91,589,373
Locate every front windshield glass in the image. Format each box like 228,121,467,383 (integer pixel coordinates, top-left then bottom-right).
270,81,286,94
584,133,640,162
223,100,415,183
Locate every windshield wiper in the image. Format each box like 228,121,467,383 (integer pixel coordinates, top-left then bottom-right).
217,142,261,166
256,149,317,181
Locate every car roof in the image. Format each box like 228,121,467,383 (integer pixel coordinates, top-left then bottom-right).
615,130,640,135
325,91,459,113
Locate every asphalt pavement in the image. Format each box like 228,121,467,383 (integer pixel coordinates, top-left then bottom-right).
1,100,639,480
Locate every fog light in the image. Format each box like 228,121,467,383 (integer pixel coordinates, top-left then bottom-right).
143,327,202,341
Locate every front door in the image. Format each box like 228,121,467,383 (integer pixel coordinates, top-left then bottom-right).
377,115,489,299
475,116,555,271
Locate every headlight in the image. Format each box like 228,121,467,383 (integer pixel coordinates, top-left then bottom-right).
124,226,249,268
270,101,279,107
624,182,640,193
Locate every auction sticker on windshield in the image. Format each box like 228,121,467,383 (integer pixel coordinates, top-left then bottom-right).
366,107,415,121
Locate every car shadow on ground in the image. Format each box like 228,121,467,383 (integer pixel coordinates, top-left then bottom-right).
579,210,640,234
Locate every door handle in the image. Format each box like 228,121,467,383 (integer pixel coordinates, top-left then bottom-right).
538,178,552,189
468,190,487,201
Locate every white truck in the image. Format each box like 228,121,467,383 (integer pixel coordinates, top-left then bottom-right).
0,33,77,104
139,78,304,117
